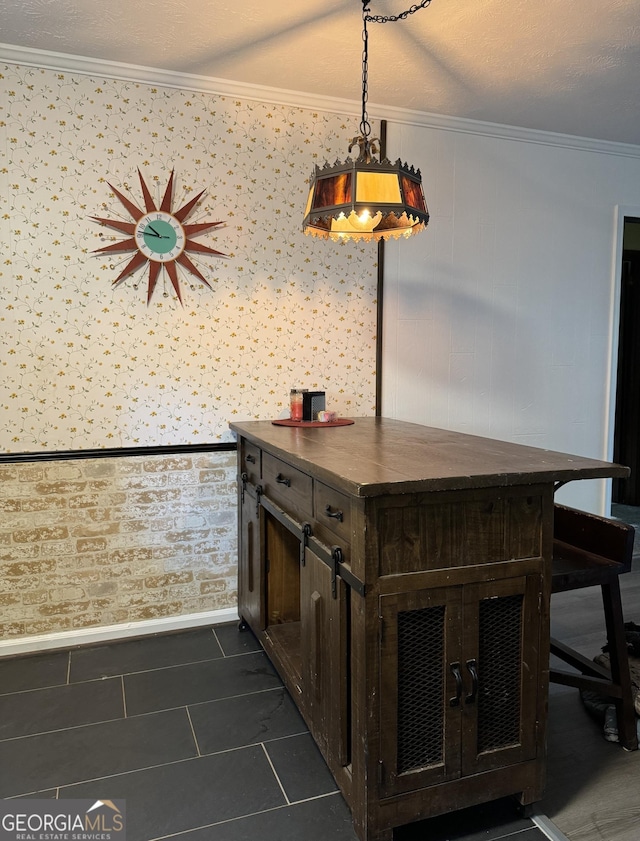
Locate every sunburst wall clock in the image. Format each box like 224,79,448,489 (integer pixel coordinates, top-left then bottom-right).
91,169,227,305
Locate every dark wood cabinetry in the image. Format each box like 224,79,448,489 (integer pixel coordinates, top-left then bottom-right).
378,570,542,797
231,417,626,841
300,546,350,766
237,481,262,631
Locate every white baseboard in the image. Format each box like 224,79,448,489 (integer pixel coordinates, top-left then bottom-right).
0,608,239,658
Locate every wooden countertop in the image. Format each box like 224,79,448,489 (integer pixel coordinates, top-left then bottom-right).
230,417,629,497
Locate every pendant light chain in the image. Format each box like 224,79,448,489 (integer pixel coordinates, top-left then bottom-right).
360,3,371,141
303,1,431,241
359,0,433,151
364,0,432,25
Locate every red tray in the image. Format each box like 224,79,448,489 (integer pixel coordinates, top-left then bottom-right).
271,418,354,428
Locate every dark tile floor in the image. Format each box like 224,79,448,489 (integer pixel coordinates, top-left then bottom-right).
0,623,559,841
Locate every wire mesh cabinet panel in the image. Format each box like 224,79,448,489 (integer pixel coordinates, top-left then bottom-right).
378,569,543,799
379,586,462,796
461,574,542,776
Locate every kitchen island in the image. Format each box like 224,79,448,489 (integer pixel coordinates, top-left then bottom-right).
230,417,628,841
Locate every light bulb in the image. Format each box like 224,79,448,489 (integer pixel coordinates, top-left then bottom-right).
329,210,383,237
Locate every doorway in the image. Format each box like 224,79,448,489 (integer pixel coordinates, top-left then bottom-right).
612,217,640,505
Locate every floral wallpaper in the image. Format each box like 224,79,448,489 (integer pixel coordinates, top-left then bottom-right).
0,63,378,452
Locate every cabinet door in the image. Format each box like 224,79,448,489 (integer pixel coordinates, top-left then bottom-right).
378,571,543,798
238,485,263,633
300,548,349,768
460,573,542,775
379,586,463,796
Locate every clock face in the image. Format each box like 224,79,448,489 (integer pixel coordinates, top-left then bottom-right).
135,212,185,262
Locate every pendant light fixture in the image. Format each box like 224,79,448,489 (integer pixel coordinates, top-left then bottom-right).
303,0,431,243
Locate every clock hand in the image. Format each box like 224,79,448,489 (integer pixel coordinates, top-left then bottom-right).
146,224,172,239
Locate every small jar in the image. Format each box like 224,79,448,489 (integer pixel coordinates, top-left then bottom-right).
290,389,304,421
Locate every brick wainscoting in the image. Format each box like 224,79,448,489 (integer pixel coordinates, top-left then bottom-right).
0,450,238,644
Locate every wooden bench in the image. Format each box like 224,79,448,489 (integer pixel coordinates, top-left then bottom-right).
550,503,637,750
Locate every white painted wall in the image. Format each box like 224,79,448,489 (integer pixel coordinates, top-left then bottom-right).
382,119,640,513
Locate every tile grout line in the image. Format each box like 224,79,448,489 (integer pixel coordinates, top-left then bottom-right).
0,716,127,744
0,708,177,745
260,742,291,806
13,744,276,802
12,753,213,801
0,653,273,704
100,647,260,678
0,708,304,749
0,635,263,699
121,674,127,718
69,654,239,681
184,706,201,757
9,737,310,800
148,791,346,841
211,627,226,658
125,684,288,720
491,827,543,841
0,674,122,700
186,685,285,711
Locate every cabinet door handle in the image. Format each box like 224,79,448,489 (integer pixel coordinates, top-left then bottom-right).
245,453,256,464
324,504,344,522
465,659,478,705
449,662,463,707
275,473,291,487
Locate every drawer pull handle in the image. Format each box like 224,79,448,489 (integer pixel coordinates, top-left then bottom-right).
465,659,478,705
449,662,463,707
324,504,344,523
245,453,256,464
275,473,291,487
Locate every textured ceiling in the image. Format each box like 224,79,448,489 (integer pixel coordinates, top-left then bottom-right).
1,0,640,146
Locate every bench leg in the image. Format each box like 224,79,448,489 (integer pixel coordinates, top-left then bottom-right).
602,578,638,751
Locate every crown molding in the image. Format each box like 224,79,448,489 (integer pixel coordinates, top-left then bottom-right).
2,42,640,160
381,102,640,160
0,42,361,118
